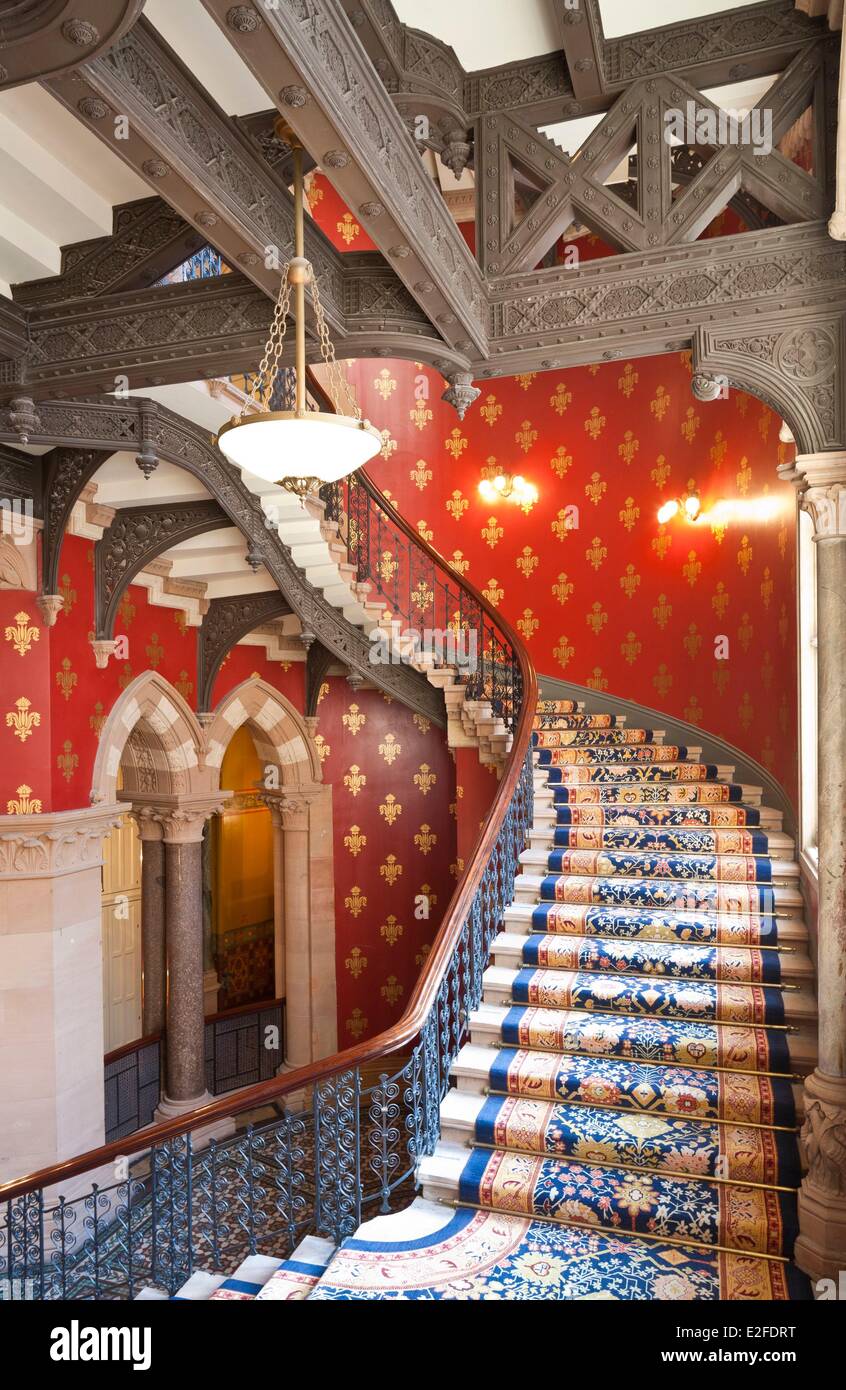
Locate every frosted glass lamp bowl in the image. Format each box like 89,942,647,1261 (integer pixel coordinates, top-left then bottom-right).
217,410,382,485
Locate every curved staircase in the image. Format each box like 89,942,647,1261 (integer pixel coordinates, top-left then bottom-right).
302,697,815,1300
130,696,815,1301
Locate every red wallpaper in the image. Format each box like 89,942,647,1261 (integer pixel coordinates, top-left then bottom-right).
0,589,53,814
210,641,305,710
45,535,199,811
314,675,456,1044
454,747,498,871
305,172,377,252
343,354,798,804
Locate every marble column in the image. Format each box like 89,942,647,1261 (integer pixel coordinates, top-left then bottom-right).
132,813,166,1037
153,797,227,1121
792,452,846,1282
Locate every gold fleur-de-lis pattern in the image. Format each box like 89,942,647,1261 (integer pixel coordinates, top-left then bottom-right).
318,677,457,1046
341,354,796,811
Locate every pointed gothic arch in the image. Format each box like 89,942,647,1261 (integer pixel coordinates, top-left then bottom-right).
205,677,322,787
91,669,209,804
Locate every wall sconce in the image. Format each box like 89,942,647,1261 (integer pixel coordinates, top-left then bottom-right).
478,473,539,508
657,493,700,524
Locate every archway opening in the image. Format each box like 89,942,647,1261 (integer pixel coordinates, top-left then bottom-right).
211,725,275,1010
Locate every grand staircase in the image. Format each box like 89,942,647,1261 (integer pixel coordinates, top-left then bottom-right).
135,698,814,1302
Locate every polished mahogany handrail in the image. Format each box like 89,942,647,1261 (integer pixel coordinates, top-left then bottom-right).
0,406,536,1207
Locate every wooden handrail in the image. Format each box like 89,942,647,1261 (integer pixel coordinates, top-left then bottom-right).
0,399,537,1206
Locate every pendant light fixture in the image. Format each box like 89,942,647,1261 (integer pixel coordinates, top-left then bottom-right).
216,122,381,493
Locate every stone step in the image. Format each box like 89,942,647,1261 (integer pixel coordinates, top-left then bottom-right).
490,929,816,983
533,789,766,811
467,1001,818,1074
501,900,809,945
481,963,817,1025
517,846,801,884
449,1040,807,1119
527,825,797,859
531,801,784,830
511,872,805,915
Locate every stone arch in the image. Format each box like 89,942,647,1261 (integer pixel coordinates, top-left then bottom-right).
91,669,208,804
693,317,846,458
204,677,322,787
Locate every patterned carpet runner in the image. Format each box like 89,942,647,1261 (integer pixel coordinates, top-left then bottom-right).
306,697,814,1301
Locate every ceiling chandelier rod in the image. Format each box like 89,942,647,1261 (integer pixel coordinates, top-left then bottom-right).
216,121,381,494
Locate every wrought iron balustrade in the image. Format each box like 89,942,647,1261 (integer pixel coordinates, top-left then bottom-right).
0,449,536,1301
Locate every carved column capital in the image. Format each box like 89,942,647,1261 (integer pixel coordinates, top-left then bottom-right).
125,793,231,844
263,783,324,830
795,451,846,538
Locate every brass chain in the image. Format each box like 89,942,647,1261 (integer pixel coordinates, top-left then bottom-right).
310,272,363,421
237,260,364,422
241,265,293,417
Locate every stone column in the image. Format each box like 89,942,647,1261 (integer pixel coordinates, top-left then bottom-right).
792,452,846,1282
269,804,286,1000
152,796,228,1121
0,802,122,1184
132,812,166,1037
263,784,337,1070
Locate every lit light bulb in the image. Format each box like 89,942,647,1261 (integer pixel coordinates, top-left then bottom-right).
684,494,701,520
657,499,679,524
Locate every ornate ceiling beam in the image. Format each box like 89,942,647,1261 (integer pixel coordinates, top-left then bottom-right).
337,0,827,130
0,442,41,513
0,296,28,360
477,47,829,275
95,499,228,638
197,591,292,713
483,222,846,425
598,0,827,94
200,0,487,360
45,18,350,331
0,270,461,403
0,0,143,90
11,197,206,307
0,393,445,723
554,0,604,102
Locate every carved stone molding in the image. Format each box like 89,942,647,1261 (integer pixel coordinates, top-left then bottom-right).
796,1068,846,1280
262,783,325,831
693,315,846,455
794,450,846,534
0,1,144,91
0,802,123,878
0,395,445,724
94,500,227,638
128,794,231,845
